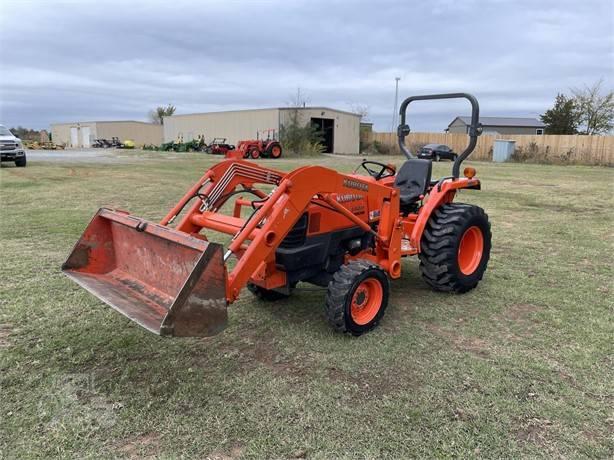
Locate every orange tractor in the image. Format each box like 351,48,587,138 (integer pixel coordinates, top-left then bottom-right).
230,129,283,159
63,93,490,337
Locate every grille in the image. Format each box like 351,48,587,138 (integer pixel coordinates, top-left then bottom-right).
0,143,17,151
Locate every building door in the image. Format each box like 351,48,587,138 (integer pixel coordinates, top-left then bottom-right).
310,118,334,153
81,127,91,148
70,127,79,147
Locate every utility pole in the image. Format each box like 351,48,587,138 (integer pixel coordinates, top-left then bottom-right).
391,77,401,132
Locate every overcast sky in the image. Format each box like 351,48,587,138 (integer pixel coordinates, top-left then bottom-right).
1,0,612,131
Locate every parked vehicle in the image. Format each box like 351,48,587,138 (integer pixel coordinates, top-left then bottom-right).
0,125,27,167
418,143,457,161
92,139,110,148
205,138,235,155
231,129,283,159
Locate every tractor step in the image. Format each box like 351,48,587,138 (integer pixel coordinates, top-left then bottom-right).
62,208,228,337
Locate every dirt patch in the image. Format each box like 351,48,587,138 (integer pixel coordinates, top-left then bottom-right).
4,168,39,181
0,323,13,348
556,370,614,403
115,432,161,458
211,331,309,378
240,341,304,376
65,167,95,177
451,407,474,422
501,303,542,322
326,361,420,398
515,417,554,447
214,327,413,398
426,324,491,358
206,443,245,460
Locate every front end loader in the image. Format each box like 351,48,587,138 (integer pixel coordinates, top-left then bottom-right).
63,93,491,337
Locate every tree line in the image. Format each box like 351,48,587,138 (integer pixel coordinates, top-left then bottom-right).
540,79,613,135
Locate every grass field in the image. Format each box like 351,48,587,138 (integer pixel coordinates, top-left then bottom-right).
1,152,612,459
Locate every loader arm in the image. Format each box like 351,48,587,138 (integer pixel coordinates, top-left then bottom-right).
173,161,396,302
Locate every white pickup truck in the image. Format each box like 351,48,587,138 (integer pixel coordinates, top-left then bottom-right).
0,125,26,167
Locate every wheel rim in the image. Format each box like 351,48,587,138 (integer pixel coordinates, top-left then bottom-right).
271,146,281,158
458,226,484,275
350,278,383,325
251,149,260,159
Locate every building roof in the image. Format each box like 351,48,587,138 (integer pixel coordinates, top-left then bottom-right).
449,116,545,128
50,120,156,126
279,106,361,117
167,106,361,119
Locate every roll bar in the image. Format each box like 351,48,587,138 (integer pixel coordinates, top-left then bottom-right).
397,93,481,178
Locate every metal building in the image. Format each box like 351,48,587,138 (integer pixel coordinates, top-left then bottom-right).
447,116,545,135
51,121,163,148
163,107,361,154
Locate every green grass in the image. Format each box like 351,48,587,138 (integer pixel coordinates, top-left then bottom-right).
1,153,612,459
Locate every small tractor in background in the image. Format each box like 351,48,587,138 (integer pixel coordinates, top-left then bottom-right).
93,138,112,148
62,93,491,339
93,137,130,148
204,138,235,155
231,128,283,159
160,135,205,152
24,140,63,150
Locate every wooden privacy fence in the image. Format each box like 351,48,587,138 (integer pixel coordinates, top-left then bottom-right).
371,132,614,166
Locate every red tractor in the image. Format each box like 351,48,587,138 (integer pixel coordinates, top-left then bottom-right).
205,138,235,156
233,129,283,159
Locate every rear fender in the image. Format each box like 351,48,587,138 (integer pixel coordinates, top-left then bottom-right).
410,178,480,251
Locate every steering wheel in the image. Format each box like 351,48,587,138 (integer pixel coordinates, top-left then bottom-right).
360,160,396,180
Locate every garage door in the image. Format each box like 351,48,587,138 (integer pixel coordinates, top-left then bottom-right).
70,127,79,147
81,127,91,148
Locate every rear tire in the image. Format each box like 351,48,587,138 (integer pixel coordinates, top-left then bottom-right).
325,260,389,336
15,157,26,167
419,203,491,293
269,145,282,158
247,282,289,301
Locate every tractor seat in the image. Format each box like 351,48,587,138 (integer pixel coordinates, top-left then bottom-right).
394,159,433,207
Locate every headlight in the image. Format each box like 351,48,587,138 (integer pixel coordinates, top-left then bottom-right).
16,139,22,147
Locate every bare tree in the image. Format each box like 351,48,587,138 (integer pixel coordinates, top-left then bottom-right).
148,104,177,125
287,87,310,108
571,80,614,134
349,104,369,121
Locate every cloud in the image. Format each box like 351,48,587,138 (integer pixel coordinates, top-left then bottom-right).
0,0,612,131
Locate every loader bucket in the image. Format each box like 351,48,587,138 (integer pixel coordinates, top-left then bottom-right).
62,208,228,337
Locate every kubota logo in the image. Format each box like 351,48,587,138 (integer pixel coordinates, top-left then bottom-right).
335,193,363,203
343,178,369,191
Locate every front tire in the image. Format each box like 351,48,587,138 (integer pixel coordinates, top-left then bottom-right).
249,148,260,159
15,157,26,167
325,260,389,336
419,203,491,293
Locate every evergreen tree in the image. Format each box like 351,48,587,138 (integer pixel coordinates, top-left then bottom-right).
540,94,580,134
